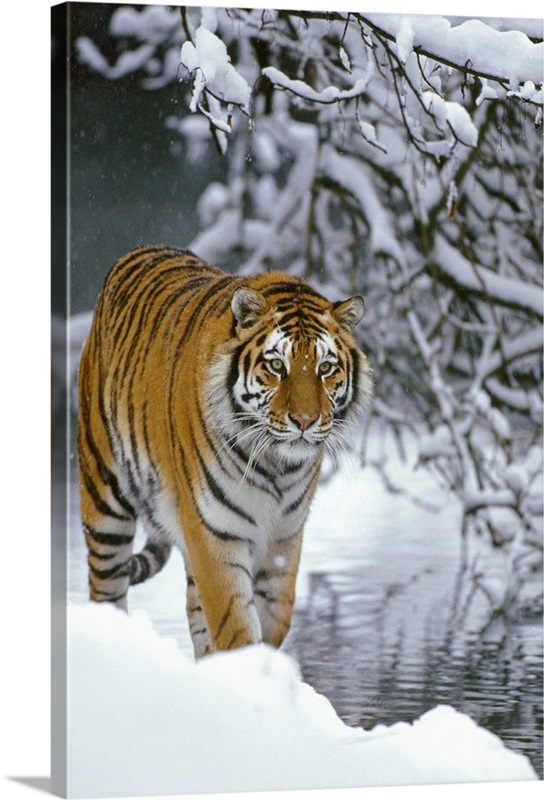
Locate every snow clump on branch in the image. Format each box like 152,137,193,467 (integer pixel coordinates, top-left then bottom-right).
421,92,479,147
180,13,252,117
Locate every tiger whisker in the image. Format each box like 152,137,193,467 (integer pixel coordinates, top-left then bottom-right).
324,423,352,457
236,429,271,491
211,420,266,467
213,412,260,434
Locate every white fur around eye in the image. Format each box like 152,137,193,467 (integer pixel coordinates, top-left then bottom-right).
267,358,285,375
318,360,337,377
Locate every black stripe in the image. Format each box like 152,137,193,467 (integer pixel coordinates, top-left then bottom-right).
140,501,172,541
78,377,136,518
127,392,143,482
226,341,245,395
227,561,253,580
204,522,251,543
227,629,257,648
195,442,256,525
261,282,323,300
146,540,168,564
215,595,237,639
228,441,281,492
255,567,288,582
88,561,126,580
84,525,134,546
279,459,305,474
87,548,117,561
79,461,132,522
193,277,235,334
89,580,126,603
215,594,255,641
129,553,151,584
141,400,157,479
123,460,144,518
349,348,360,407
255,588,277,602
282,488,309,516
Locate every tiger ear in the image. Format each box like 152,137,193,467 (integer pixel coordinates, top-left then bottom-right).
231,286,268,331
332,296,365,331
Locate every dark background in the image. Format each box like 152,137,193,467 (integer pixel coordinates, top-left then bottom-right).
52,2,226,315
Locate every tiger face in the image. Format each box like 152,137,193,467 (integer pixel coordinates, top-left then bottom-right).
210,281,371,463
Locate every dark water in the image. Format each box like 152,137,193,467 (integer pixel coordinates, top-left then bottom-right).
286,562,543,779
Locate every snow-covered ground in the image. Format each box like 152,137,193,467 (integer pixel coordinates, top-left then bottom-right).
67,603,536,799
65,437,540,797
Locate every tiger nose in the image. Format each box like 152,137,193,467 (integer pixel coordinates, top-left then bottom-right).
290,414,318,431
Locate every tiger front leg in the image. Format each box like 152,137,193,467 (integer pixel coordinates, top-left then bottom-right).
185,574,214,658
254,531,303,648
185,537,263,656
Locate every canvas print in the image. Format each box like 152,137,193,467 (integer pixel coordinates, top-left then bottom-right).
51,2,543,797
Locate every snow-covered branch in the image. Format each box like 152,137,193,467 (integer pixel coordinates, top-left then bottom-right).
180,17,252,115
432,236,543,319
360,14,543,93
262,65,373,105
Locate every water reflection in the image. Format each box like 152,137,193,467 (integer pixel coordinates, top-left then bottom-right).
286,563,543,778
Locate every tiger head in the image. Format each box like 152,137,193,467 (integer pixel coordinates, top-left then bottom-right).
209,276,372,462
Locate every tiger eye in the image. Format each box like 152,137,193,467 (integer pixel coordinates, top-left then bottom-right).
318,360,336,376
270,358,284,374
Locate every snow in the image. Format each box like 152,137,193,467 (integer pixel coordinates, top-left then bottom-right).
443,101,478,147
434,236,544,318
395,16,415,64
75,37,157,81
180,21,252,114
356,112,387,152
363,14,544,86
319,145,407,267
109,5,181,42
262,66,372,104
339,44,351,73
240,117,318,273
508,80,543,105
476,79,500,106
67,603,537,798
421,92,479,147
418,424,456,461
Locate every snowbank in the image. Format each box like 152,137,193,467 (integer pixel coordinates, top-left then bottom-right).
67,604,537,798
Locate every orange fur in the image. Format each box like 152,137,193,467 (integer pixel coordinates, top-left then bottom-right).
78,246,372,656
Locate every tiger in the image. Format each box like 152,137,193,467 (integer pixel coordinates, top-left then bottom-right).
77,245,372,658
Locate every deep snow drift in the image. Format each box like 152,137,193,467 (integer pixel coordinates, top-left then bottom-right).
66,604,537,798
